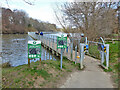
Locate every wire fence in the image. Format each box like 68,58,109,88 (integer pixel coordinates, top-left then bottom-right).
87,41,102,59
28,32,100,57
28,32,110,69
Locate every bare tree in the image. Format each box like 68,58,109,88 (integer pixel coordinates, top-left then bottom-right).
53,3,69,32
54,2,119,40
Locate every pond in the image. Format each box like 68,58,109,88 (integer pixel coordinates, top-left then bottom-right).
2,34,59,67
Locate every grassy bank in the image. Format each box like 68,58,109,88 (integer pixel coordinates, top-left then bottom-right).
105,41,119,87
88,44,100,59
2,57,80,88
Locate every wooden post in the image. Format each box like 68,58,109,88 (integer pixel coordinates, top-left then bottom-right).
28,58,30,68
40,58,41,65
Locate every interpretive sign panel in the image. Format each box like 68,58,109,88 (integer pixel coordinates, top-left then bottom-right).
28,40,41,58
57,35,67,49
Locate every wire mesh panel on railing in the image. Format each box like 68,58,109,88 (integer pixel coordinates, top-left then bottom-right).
88,41,100,59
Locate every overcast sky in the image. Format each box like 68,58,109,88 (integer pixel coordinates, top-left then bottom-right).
1,0,74,27
1,0,119,28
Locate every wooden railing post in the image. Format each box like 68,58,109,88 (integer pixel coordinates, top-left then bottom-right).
28,58,30,68
40,58,41,65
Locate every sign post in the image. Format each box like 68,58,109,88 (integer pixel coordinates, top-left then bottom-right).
61,49,63,69
28,40,41,67
57,34,67,69
28,58,30,68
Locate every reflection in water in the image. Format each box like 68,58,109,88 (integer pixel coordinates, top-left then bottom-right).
2,34,58,67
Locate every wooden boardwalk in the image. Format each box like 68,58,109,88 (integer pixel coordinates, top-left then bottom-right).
28,32,80,63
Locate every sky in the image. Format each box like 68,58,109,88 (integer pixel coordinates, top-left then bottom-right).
1,0,73,28
1,0,119,28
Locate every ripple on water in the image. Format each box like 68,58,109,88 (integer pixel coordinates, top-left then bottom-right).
2,34,58,67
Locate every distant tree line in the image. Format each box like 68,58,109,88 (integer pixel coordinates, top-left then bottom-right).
54,2,119,40
2,7,57,34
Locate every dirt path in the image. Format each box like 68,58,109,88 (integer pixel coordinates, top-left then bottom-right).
60,55,114,88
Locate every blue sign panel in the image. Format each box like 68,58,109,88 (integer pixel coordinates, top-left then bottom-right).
86,44,89,50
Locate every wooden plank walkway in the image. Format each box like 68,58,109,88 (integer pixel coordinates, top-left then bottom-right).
28,32,80,63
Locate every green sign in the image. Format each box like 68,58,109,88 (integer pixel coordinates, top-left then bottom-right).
28,40,41,59
57,34,67,49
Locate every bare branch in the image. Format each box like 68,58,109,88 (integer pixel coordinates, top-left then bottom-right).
5,0,35,6
5,0,10,8
23,0,35,5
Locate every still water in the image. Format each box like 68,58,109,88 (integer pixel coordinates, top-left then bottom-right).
2,34,58,67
